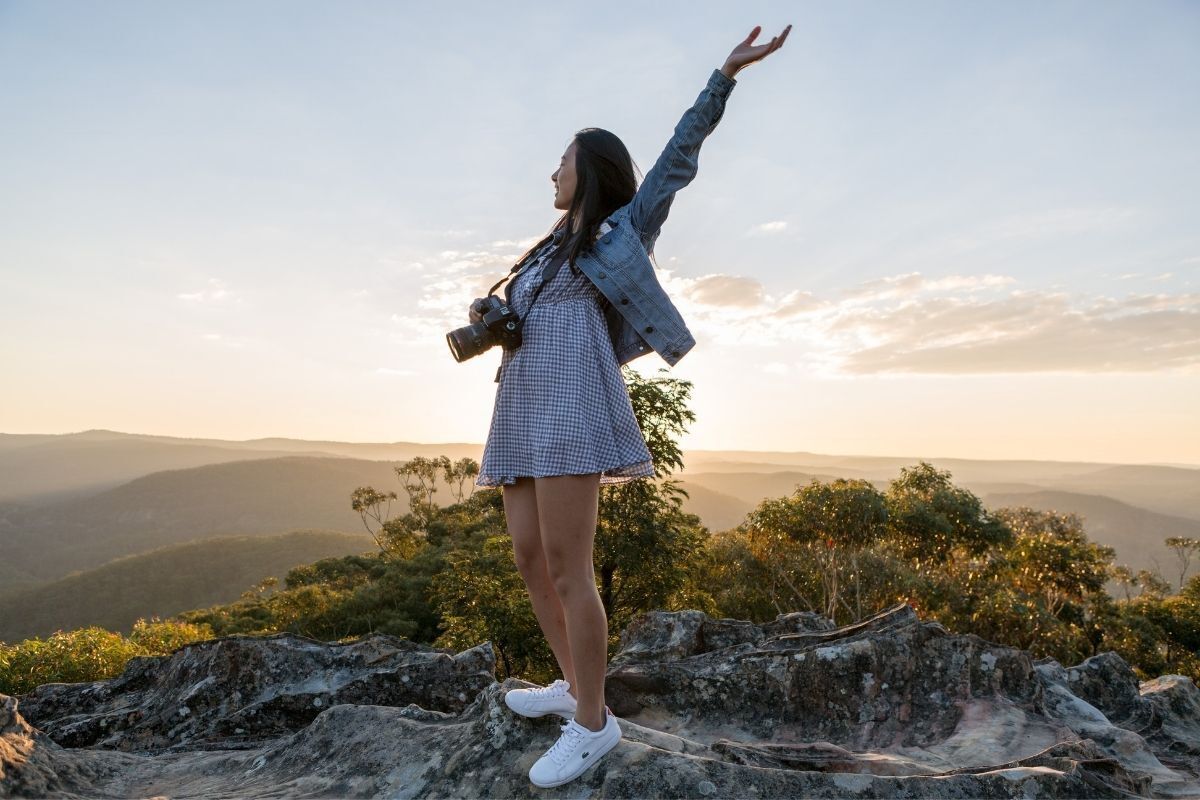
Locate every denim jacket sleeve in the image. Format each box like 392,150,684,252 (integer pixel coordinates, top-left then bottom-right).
627,68,737,252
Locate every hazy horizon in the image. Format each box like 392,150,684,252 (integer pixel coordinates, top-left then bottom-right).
2,0,1197,465
3,428,1198,470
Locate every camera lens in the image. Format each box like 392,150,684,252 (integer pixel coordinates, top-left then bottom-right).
447,321,492,362
446,295,523,362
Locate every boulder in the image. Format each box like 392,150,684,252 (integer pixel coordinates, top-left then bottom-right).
3,603,1197,798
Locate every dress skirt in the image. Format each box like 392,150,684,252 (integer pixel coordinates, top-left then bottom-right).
475,234,656,488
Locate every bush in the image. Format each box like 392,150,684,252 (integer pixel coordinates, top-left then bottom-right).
0,618,213,696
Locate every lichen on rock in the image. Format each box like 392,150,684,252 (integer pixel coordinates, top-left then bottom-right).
2,604,1198,798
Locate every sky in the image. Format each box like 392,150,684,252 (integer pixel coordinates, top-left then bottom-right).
1,0,1197,465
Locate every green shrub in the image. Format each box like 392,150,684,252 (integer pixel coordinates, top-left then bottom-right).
0,617,213,696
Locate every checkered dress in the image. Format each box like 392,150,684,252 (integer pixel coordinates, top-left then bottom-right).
475,225,656,488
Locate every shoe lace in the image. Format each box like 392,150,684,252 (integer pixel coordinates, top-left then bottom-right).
547,721,586,767
528,679,569,699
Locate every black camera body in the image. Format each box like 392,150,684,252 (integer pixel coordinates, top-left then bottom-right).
446,295,524,363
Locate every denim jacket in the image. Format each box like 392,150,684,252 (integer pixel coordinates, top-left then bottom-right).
569,67,737,368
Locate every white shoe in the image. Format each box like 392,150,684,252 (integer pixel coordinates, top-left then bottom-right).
504,679,578,719
528,713,622,788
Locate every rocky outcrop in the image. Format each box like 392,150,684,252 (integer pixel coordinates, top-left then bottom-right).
2,604,1198,798
10,631,494,752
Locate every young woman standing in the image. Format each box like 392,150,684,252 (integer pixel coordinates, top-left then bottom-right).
470,23,790,789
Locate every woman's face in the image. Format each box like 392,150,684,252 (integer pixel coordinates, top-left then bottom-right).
551,139,578,210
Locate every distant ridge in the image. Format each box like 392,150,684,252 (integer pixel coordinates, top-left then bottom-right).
0,429,484,505
0,529,375,643
0,455,411,586
2,430,1197,598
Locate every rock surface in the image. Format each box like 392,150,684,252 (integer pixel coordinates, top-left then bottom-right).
1,603,1197,798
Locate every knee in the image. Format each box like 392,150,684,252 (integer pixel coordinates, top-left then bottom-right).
512,545,545,580
545,558,592,600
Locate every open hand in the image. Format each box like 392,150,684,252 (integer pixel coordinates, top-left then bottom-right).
723,24,791,78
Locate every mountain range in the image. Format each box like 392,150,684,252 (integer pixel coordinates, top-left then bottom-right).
1,429,1196,642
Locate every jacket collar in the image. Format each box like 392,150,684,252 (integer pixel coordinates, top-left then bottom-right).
552,217,617,244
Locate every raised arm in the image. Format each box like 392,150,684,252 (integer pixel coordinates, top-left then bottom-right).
627,23,792,253
627,69,736,253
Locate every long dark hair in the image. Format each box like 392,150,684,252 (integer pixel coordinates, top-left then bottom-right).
506,127,653,281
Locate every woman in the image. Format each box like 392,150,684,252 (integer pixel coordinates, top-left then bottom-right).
469,23,790,789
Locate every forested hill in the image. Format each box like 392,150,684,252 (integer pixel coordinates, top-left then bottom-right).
0,529,374,643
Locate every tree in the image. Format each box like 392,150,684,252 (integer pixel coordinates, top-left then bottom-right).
1111,564,1137,602
352,455,485,559
883,461,1011,567
595,476,708,635
394,456,451,522
743,477,889,621
969,507,1116,659
595,367,707,636
676,527,761,620
445,457,480,503
993,507,1115,619
351,486,399,554
1137,568,1173,598
1165,537,1200,591
429,535,545,680
622,366,693,483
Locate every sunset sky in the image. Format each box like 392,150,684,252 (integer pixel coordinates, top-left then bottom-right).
2,0,1197,465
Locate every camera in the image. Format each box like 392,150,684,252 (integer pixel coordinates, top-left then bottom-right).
446,295,524,362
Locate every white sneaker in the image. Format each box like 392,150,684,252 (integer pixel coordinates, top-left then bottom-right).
528,713,622,788
504,679,616,721
504,679,578,719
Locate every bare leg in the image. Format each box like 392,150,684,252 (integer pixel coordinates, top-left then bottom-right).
503,477,579,696
535,472,607,732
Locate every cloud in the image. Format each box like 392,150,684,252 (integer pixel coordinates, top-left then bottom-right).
837,291,1200,374
819,287,1200,375
407,239,540,329
768,289,826,317
663,268,1199,375
376,257,426,275
391,229,1199,377
683,275,766,308
177,278,239,303
359,231,558,333
402,227,477,239
490,237,542,249
671,273,825,316
839,271,1015,302
748,220,788,235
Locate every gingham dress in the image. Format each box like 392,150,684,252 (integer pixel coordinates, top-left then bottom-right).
475,225,656,488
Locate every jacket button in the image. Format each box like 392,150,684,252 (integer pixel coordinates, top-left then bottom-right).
670,350,680,358
598,271,606,278
644,326,654,333
620,297,629,304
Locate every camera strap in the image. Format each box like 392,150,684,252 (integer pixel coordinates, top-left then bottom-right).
489,244,570,385
489,218,612,309
496,241,570,312
525,244,571,308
